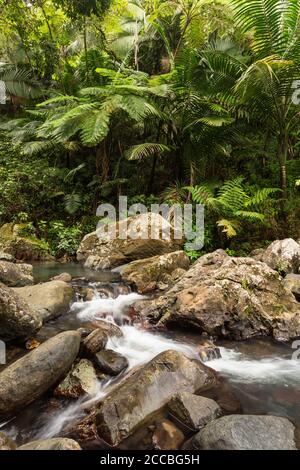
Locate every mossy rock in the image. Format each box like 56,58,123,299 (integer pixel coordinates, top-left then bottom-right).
0,223,52,261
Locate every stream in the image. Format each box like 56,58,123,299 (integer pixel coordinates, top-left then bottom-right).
1,262,300,446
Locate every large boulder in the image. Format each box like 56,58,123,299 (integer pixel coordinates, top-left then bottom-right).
183,415,296,450
168,392,221,431
0,223,52,261
120,251,190,294
0,260,33,287
0,331,80,418
139,250,300,342
0,282,41,341
253,239,300,274
77,213,183,270
18,438,81,450
94,349,128,376
13,280,74,323
69,350,217,447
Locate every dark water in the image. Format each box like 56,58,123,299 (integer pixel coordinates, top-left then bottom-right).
32,261,120,283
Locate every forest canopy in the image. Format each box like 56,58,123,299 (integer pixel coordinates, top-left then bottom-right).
0,0,300,258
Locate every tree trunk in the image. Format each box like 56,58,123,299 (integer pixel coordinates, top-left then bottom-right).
278,130,288,201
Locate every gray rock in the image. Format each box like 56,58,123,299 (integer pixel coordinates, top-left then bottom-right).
168,392,221,430
18,438,81,450
120,251,190,294
0,431,16,450
72,350,217,447
259,239,300,273
50,272,72,283
94,349,128,375
77,213,184,270
54,359,98,398
82,328,108,356
13,280,74,323
0,260,33,287
184,414,297,450
0,331,80,418
0,282,41,341
140,250,300,342
283,273,300,300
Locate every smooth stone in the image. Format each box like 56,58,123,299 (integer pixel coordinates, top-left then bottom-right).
168,392,221,430
0,282,41,341
0,260,33,287
82,328,108,356
0,331,81,418
13,280,74,323
94,349,128,376
183,414,297,450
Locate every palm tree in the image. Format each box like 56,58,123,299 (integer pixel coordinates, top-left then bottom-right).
201,0,300,200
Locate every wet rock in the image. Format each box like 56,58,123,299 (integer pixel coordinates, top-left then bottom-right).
120,251,190,294
183,414,297,450
91,350,217,446
77,213,184,270
0,223,52,261
152,419,184,450
168,393,221,431
13,280,74,323
90,319,123,339
94,349,128,376
283,274,300,300
18,438,81,450
54,359,98,398
141,250,300,342
0,260,33,287
82,329,108,356
255,239,300,274
197,340,221,362
0,431,16,450
50,272,72,283
0,331,80,418
0,282,41,341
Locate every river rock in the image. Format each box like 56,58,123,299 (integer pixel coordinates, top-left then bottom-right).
253,239,300,274
13,280,74,323
0,331,80,418
140,250,300,341
0,260,33,287
152,419,185,450
77,213,183,270
82,329,108,356
90,319,123,339
71,350,217,447
0,431,16,450
54,359,98,398
18,438,81,450
50,272,72,283
94,349,128,376
183,415,297,450
120,251,190,294
168,393,221,431
0,223,52,261
0,282,41,341
283,273,300,300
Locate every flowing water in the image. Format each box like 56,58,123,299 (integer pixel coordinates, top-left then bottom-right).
1,263,300,445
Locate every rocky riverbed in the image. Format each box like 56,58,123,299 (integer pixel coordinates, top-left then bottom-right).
1,229,300,450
